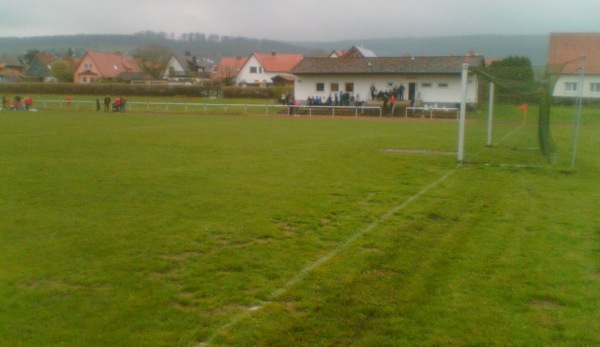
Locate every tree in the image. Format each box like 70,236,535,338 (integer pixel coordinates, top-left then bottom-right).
135,44,173,79
20,49,39,66
50,60,74,82
488,56,535,103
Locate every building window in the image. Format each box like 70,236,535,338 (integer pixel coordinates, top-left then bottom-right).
82,77,87,83
250,67,258,73
565,82,577,92
259,67,263,73
345,83,354,92
591,83,600,92
316,83,325,92
422,83,432,88
330,83,339,92
438,83,449,88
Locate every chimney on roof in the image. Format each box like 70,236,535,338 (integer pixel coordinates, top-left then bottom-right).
272,51,276,56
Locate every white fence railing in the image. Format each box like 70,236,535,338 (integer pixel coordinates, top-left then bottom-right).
28,100,384,117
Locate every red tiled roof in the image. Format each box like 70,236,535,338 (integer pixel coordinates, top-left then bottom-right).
36,52,58,66
213,56,248,80
329,50,347,58
0,68,23,77
253,53,304,73
80,51,142,79
548,33,600,74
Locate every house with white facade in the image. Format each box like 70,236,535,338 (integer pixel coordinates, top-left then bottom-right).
161,54,209,82
291,55,484,107
548,33,600,100
236,52,304,86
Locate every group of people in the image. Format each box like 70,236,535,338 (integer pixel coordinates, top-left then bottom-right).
97,95,126,112
306,92,363,107
2,95,33,111
370,83,408,114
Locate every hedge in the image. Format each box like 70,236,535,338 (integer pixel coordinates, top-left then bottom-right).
0,82,293,100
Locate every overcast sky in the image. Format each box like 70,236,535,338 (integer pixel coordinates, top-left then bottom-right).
2,0,599,41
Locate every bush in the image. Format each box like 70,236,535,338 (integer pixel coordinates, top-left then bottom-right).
221,86,293,102
0,82,211,97
0,83,293,101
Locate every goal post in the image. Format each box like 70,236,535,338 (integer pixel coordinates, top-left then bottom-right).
457,63,468,163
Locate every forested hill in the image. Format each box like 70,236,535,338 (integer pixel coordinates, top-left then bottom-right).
0,32,549,65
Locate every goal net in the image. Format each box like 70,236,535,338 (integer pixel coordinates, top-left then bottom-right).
462,59,583,168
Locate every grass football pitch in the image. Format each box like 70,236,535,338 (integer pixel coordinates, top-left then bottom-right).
1,108,599,346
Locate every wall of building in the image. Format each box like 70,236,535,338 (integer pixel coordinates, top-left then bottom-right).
294,73,479,106
236,55,277,85
553,75,600,99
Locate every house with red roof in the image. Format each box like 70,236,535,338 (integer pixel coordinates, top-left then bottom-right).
24,53,81,82
212,56,249,85
73,51,144,84
25,52,59,81
548,33,600,99
328,50,347,58
235,52,304,86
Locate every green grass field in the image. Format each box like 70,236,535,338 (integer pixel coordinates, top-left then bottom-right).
1,105,599,346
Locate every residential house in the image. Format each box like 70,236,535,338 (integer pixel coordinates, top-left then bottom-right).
0,56,25,82
0,56,25,72
213,56,248,85
0,67,23,83
328,50,347,58
271,74,295,87
25,52,59,81
548,33,600,99
236,52,304,86
339,45,377,58
291,54,484,107
328,46,376,59
162,54,209,81
73,51,144,84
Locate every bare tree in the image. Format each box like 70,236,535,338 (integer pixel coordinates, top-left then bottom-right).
135,44,173,79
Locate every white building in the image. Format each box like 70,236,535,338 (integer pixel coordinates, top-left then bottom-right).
236,52,304,86
291,55,484,107
548,33,600,100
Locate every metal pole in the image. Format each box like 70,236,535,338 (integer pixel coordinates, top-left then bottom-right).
570,55,586,169
457,63,469,163
486,82,495,146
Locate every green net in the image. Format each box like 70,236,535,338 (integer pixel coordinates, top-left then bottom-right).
469,58,577,165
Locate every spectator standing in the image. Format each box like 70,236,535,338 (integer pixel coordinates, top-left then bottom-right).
24,96,33,110
114,96,122,112
104,95,111,112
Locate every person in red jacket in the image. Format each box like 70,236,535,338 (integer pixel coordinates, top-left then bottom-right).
24,96,33,110
114,96,122,112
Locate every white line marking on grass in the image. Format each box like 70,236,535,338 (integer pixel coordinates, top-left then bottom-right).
198,166,458,346
495,124,525,147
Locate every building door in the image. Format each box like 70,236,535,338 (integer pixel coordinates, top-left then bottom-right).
408,82,416,105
